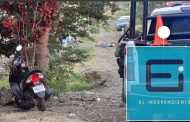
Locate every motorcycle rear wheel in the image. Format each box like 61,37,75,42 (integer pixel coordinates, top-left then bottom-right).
37,98,46,111
15,97,21,107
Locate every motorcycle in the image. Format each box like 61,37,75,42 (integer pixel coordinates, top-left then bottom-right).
10,45,52,111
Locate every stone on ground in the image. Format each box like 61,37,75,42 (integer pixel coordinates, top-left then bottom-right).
82,68,110,86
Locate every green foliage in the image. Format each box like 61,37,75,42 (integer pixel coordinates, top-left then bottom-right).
46,8,102,91
46,35,93,93
65,74,94,92
112,7,130,20
89,26,99,34
0,80,9,89
52,1,119,37
47,66,94,93
46,67,67,93
61,48,90,65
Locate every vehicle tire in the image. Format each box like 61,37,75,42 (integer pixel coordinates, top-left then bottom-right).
117,28,122,31
37,98,46,111
122,78,126,103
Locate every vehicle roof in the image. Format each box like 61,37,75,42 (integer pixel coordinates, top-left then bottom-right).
119,16,130,18
117,16,130,21
118,18,127,20
151,5,190,16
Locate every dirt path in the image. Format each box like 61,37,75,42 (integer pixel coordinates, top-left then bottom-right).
72,26,125,121
0,21,125,122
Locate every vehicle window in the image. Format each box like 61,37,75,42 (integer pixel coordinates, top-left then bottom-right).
170,18,190,33
118,19,127,23
147,19,156,34
147,16,190,40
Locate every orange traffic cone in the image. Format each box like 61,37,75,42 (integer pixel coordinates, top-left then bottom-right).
150,15,170,46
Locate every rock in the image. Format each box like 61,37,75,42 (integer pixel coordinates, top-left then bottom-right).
68,113,76,118
59,91,96,102
0,88,13,105
67,92,82,101
105,96,110,99
96,98,101,101
20,117,27,120
58,93,69,103
58,92,82,103
119,102,125,107
82,68,110,86
53,96,59,101
81,91,95,101
111,100,116,104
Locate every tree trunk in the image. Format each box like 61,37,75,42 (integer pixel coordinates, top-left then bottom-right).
37,27,50,70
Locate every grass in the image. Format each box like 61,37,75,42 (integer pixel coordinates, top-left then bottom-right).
0,74,94,92
0,80,9,89
65,74,95,92
66,81,94,92
89,26,100,34
48,73,95,93
0,75,94,92
111,8,130,20
78,35,97,59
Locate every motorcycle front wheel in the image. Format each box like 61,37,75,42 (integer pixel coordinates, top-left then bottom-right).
37,98,46,111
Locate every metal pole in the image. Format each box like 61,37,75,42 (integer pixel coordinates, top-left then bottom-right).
129,0,136,39
142,0,148,41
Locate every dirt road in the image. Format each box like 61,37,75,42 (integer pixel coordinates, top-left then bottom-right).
0,22,125,122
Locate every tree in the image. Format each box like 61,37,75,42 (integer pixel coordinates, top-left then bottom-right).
0,0,119,69
0,0,59,69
